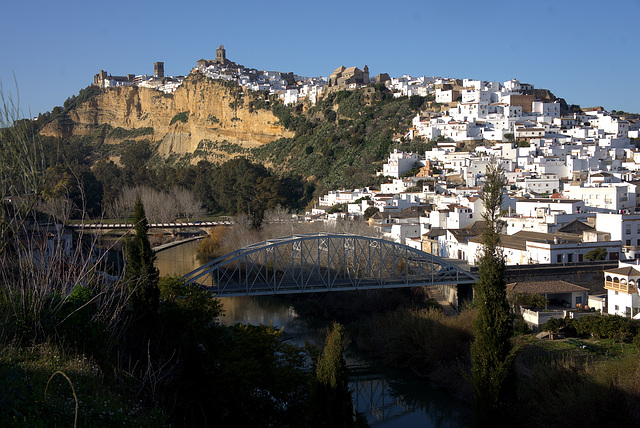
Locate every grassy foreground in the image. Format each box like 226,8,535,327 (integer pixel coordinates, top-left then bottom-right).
0,345,165,427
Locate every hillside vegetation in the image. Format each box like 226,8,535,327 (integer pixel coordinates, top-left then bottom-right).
253,86,433,192
20,78,438,223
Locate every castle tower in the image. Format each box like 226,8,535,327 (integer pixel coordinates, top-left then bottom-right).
154,61,164,78
216,45,226,63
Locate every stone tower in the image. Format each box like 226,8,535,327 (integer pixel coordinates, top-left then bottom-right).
216,45,226,63
154,61,164,78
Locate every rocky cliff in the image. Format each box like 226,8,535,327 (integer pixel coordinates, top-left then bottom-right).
40,73,293,162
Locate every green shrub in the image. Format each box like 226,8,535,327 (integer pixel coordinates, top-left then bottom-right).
541,317,565,333
633,333,640,349
514,318,532,335
109,126,154,139
584,247,607,261
511,292,548,310
170,111,189,125
363,206,379,220
327,203,346,214
574,314,637,341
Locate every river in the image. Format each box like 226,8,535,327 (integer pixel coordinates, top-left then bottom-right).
156,239,471,427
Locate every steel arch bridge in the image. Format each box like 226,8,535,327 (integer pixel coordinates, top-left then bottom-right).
183,233,477,296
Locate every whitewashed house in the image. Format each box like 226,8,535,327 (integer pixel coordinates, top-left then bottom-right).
604,261,640,318
378,150,422,178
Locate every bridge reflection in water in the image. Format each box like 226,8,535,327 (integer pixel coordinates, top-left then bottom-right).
349,364,469,426
183,233,477,296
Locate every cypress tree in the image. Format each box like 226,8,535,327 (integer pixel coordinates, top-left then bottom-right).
470,158,516,425
124,196,159,328
311,322,358,428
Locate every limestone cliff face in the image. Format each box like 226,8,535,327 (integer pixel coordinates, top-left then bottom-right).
40,73,293,162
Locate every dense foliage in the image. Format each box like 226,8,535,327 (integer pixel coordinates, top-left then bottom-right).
584,247,607,261
253,85,428,194
541,313,640,342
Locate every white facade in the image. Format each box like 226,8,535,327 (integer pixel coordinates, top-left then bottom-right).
564,183,630,213
514,199,584,217
380,178,421,194
604,262,640,318
514,174,561,195
318,188,373,207
378,150,421,178
468,231,621,266
373,193,422,212
531,101,560,118
596,213,640,259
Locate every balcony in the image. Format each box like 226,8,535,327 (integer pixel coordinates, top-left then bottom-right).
604,280,635,294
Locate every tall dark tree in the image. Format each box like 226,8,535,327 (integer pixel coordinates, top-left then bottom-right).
470,158,516,425
124,196,159,328
310,322,361,428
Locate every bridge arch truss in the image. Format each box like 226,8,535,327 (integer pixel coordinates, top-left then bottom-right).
183,233,476,296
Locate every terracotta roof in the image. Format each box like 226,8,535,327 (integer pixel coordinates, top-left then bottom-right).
490,234,527,251
512,230,582,243
507,280,588,294
604,266,640,276
371,208,426,220
425,228,447,238
448,221,487,242
470,230,581,249
557,220,594,234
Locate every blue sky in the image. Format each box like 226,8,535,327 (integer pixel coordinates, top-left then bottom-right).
1,0,639,118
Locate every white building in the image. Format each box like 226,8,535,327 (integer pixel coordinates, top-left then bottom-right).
564,183,631,213
468,231,621,266
514,198,584,217
378,150,422,178
604,261,640,318
595,213,640,259
318,188,373,207
373,193,422,212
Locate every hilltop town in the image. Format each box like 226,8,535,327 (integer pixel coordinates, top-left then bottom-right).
73,45,640,325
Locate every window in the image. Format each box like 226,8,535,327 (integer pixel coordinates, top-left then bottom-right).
568,253,573,262
615,305,619,311
557,254,563,263
576,296,582,305
626,225,632,235
626,240,632,246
